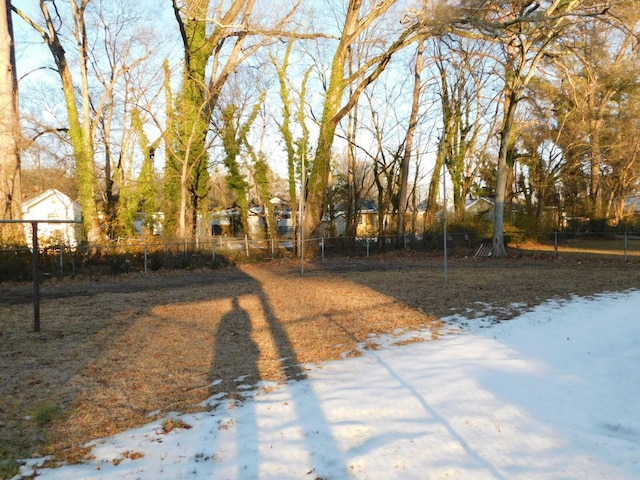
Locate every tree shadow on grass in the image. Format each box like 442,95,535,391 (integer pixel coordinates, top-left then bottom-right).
205,287,349,478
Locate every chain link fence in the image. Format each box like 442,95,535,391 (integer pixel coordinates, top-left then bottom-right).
1,230,639,283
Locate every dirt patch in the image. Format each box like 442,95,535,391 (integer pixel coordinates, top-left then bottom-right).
1,252,638,475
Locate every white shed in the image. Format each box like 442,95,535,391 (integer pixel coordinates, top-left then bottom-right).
22,189,82,247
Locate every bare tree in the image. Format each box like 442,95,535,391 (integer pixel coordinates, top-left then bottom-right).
435,35,496,223
271,41,312,251
396,37,425,239
0,0,22,242
13,1,113,242
90,0,153,238
167,0,303,239
451,0,616,257
550,4,640,223
303,0,420,240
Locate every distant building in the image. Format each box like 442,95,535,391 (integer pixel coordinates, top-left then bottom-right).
434,197,496,221
133,212,164,236
322,199,379,237
463,197,495,220
625,193,640,219
21,189,82,247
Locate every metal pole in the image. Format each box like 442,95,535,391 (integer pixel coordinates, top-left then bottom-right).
299,154,306,274
0,219,81,333
31,222,40,333
443,168,448,284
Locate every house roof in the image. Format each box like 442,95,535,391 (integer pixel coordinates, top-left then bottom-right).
22,189,78,211
465,197,495,209
333,199,378,214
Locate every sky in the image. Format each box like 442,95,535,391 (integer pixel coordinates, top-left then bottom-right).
12,289,640,480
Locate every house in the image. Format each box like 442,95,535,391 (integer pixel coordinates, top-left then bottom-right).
321,199,379,237
208,207,266,238
464,197,495,220
277,209,294,238
208,199,292,240
625,193,640,219
133,212,164,236
21,189,82,247
432,197,496,220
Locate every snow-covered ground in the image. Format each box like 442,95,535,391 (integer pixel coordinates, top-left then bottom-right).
14,290,640,480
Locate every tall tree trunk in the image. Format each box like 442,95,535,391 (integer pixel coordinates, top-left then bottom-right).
588,96,606,220
0,0,23,242
492,89,517,258
170,0,212,239
424,140,444,229
304,44,346,238
60,48,101,243
589,130,604,220
397,38,425,239
304,0,402,241
14,1,102,243
346,87,358,240
273,45,298,244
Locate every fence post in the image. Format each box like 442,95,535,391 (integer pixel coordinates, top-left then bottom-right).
31,222,40,333
366,237,370,257
144,247,148,273
212,239,216,263
624,231,628,263
554,231,558,259
321,235,325,260
245,235,249,256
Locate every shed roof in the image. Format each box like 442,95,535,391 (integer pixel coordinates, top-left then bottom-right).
22,189,78,211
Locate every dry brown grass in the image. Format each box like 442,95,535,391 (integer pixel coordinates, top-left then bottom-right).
1,250,639,477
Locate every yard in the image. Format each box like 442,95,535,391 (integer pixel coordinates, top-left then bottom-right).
1,248,639,478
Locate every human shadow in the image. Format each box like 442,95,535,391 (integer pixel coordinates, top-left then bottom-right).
211,297,261,399
210,296,260,477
